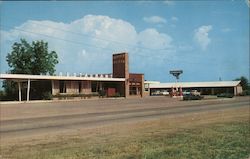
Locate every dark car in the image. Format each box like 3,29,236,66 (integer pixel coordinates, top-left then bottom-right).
183,94,203,100
217,93,234,98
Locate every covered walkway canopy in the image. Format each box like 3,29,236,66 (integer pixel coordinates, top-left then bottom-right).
0,73,125,102
149,81,242,95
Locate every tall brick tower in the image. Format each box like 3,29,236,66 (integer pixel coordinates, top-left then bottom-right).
112,52,129,97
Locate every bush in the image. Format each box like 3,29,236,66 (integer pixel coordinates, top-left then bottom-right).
42,92,52,100
0,90,14,101
0,90,6,101
99,90,106,97
239,90,250,96
53,93,99,99
109,92,121,98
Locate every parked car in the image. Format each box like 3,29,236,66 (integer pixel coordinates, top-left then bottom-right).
160,90,169,95
217,93,234,98
191,90,201,96
182,90,191,95
152,90,169,96
151,90,160,96
183,94,203,100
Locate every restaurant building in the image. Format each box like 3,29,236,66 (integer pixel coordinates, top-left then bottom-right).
0,52,144,101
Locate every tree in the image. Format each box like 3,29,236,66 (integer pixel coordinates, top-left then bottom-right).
2,39,58,100
234,76,249,91
6,39,58,75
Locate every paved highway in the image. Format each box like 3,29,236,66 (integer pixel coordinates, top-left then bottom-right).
0,97,249,140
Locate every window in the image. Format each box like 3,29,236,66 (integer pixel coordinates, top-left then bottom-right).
79,81,82,93
59,81,66,93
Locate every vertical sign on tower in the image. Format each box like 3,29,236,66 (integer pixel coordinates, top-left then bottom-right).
113,53,129,97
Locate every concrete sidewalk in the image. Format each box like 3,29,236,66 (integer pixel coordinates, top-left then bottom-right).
0,97,126,105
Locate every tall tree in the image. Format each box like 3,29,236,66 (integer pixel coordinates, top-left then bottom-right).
234,76,249,91
3,39,58,100
6,39,58,75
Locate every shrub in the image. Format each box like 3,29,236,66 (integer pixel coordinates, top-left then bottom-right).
42,92,52,100
239,90,250,96
0,90,6,101
53,93,100,99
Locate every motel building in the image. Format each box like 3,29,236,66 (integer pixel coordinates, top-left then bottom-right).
0,52,243,102
145,81,243,96
0,53,144,101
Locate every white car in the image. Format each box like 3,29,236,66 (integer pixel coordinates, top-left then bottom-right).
182,91,191,95
161,90,169,95
191,90,201,96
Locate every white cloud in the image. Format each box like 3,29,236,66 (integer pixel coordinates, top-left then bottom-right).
194,25,213,50
163,0,175,5
171,16,178,22
138,28,173,50
246,0,250,7
143,16,167,24
221,27,231,33
1,15,174,74
178,44,193,51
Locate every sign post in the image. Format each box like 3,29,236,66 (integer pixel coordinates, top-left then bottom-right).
170,70,183,96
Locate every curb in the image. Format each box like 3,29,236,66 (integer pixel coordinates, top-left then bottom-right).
0,97,126,105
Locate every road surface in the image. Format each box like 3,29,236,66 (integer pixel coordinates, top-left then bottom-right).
0,97,249,140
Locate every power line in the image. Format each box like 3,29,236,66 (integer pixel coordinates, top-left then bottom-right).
1,24,203,64
1,20,173,52
1,24,175,60
28,20,139,49
24,20,174,51
0,19,211,65
1,24,116,52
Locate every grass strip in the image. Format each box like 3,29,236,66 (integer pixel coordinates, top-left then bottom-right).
1,119,249,159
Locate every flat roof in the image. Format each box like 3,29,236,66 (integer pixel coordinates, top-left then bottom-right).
0,74,125,82
149,81,241,88
144,81,160,84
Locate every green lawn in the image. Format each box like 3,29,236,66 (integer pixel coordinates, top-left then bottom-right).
1,112,249,159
